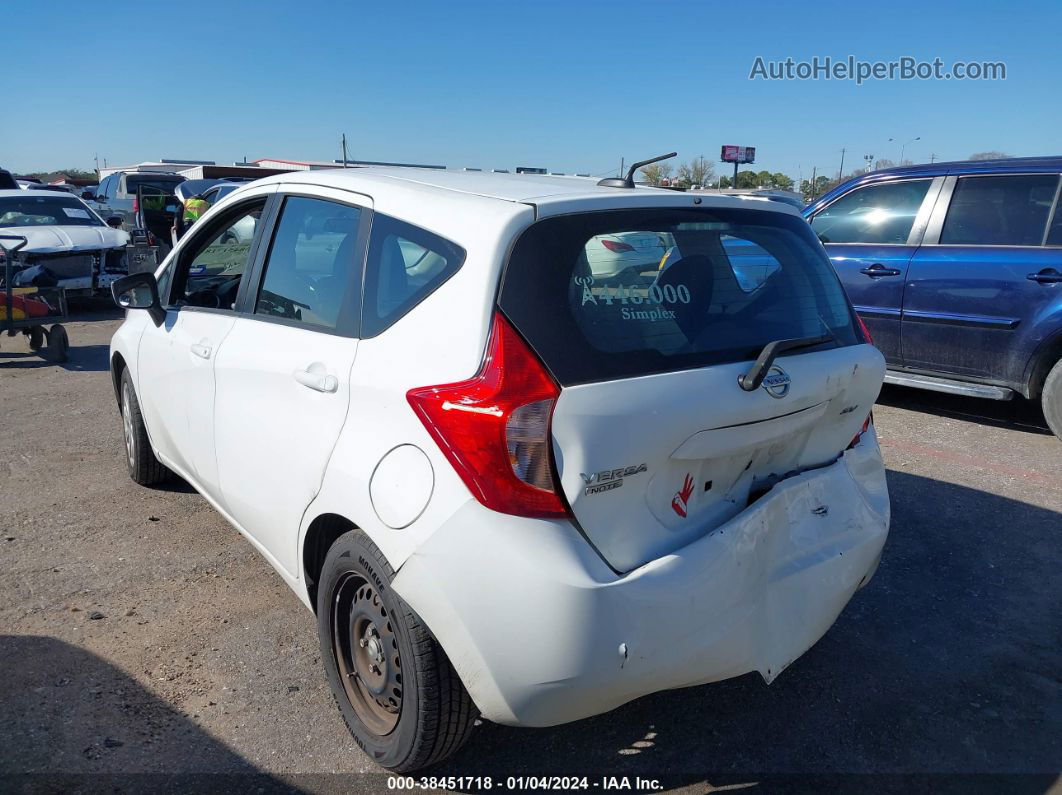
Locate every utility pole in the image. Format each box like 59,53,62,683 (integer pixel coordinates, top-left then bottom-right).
619,157,624,178
930,152,937,163
810,165,817,199
94,152,99,173
864,153,874,172
837,147,846,182
341,133,348,167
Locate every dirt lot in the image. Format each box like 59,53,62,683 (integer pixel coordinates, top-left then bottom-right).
2,306,1060,793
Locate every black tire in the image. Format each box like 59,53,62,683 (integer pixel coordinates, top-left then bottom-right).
46,324,68,363
28,326,44,351
1042,358,1062,441
119,369,170,485
317,531,477,771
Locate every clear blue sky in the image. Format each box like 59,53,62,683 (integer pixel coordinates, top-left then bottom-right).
3,0,1059,182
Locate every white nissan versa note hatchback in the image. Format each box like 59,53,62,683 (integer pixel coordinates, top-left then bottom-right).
109,167,890,771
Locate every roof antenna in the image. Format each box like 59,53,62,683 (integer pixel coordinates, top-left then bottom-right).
598,152,677,189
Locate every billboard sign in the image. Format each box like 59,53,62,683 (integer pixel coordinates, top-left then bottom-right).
720,145,756,164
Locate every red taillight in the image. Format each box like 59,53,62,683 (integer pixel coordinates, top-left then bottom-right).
601,239,635,253
407,313,569,518
848,412,873,449
857,314,873,345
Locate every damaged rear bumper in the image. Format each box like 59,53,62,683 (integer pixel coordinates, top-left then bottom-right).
392,433,890,727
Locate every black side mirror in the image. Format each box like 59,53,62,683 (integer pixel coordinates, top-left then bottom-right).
105,215,123,229
81,191,95,200
111,272,165,327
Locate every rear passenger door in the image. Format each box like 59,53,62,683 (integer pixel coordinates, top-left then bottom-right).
902,173,1062,383
808,177,940,364
212,189,370,577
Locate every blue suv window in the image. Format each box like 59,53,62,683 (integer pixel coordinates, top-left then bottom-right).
810,179,932,245
940,174,1059,246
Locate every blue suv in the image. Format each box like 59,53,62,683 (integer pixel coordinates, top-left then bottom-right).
804,156,1062,439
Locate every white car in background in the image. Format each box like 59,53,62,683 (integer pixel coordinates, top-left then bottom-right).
584,229,676,278
0,190,129,292
109,167,889,771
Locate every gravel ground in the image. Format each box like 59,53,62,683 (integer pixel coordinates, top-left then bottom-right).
1,306,1059,793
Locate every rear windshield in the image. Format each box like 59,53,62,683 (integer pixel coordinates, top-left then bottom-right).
125,175,184,195
500,207,860,385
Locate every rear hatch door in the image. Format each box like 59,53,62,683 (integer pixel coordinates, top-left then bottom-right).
500,205,884,572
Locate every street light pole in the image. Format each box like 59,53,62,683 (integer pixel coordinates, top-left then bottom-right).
889,136,920,165
900,136,920,164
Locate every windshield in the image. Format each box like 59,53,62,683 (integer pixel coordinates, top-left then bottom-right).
0,195,103,228
500,207,860,385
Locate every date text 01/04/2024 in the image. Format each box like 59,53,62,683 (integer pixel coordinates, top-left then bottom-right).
386,775,664,791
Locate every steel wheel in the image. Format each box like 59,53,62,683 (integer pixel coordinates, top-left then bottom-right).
330,573,403,736
122,381,136,471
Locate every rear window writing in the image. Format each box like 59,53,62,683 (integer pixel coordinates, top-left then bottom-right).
500,208,859,385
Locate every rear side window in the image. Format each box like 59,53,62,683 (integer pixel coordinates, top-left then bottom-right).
360,213,465,337
501,208,860,385
811,179,931,244
940,174,1059,246
254,196,363,332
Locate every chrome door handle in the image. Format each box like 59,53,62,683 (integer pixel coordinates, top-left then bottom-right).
190,342,212,360
1027,269,1062,284
294,369,338,393
859,264,902,277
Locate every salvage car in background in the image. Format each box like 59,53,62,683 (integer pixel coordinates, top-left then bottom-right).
0,190,128,294
87,171,185,231
805,156,1062,439
110,167,889,771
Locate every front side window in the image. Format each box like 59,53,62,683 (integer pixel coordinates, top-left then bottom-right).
253,196,362,331
171,200,265,309
811,179,932,245
0,195,103,227
501,208,860,385
940,174,1059,246
361,213,465,337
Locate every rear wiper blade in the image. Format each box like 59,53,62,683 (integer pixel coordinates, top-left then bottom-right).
738,334,835,392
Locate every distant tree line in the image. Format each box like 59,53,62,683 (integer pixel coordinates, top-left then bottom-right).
640,156,794,191
19,168,97,182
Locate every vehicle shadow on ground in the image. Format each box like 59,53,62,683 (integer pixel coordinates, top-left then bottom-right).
877,384,1051,435
66,298,124,321
434,471,1060,791
0,635,301,793
0,343,110,372
150,474,198,494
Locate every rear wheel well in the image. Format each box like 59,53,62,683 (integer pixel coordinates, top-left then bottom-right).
110,352,127,408
1025,334,1062,400
303,513,357,612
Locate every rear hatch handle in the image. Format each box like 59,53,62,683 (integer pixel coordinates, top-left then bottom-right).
738,334,835,392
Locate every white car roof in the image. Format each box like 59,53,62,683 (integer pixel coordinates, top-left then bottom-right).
249,167,802,218
0,188,86,199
